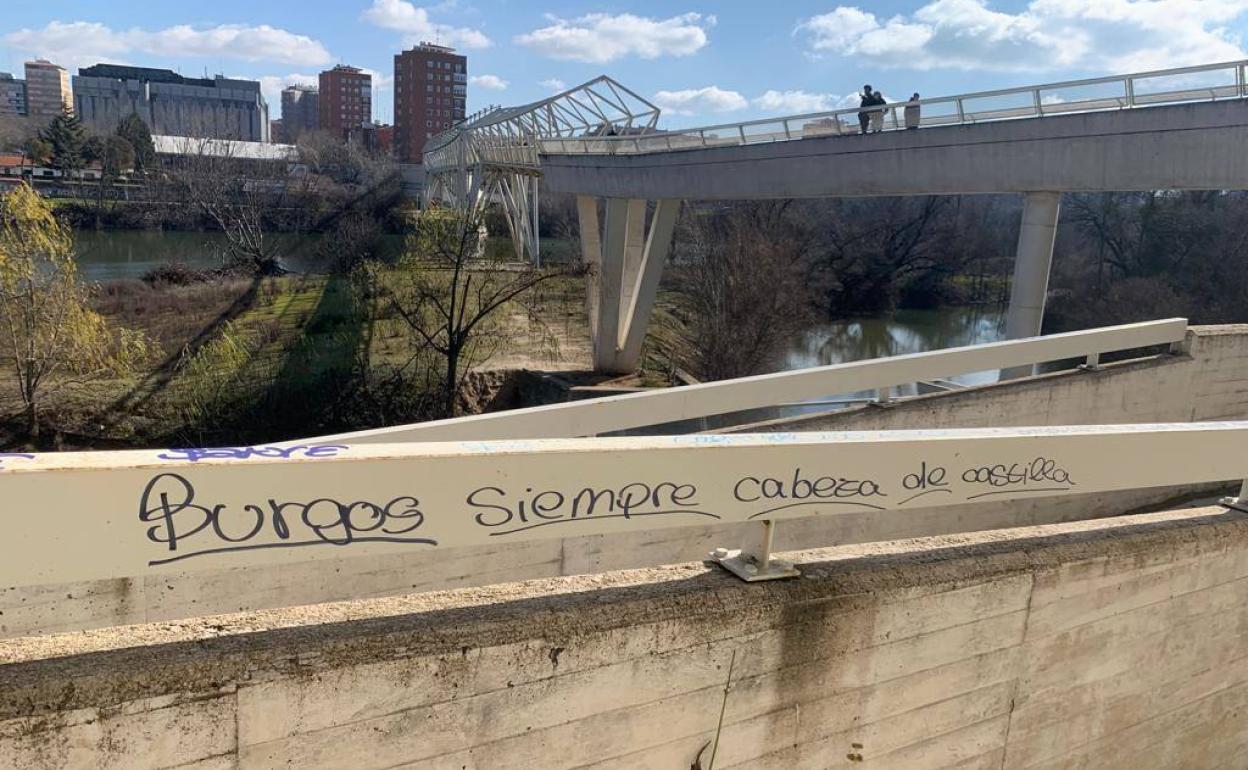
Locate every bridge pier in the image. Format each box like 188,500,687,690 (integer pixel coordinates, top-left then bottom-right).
579,196,682,373
1002,191,1062,379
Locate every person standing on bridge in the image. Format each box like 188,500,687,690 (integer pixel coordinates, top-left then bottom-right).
905,93,921,129
858,85,876,135
869,91,887,133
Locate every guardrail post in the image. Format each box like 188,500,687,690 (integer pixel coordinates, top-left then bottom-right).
1222,480,1248,513
710,520,800,582
956,98,966,123
875,387,892,405
1034,88,1043,116
1125,77,1136,106
1080,352,1101,371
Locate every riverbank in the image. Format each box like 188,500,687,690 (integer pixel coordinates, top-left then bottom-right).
0,270,591,450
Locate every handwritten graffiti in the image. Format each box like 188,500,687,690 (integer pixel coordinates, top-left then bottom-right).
138,473,435,566
960,457,1074,498
156,445,348,463
131,454,1078,563
467,482,715,535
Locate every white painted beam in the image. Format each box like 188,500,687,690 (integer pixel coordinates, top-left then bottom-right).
316,318,1187,444
1,422,1243,588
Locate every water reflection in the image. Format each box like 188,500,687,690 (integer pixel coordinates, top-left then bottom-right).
615,306,1007,435
788,307,1007,389
72,231,406,282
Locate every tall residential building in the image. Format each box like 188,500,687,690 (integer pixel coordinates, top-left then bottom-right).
394,43,466,163
280,84,319,141
0,73,26,117
318,65,371,142
24,59,72,123
74,64,269,142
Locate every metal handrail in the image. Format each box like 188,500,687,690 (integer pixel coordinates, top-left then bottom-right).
4,420,1245,589
546,59,1248,156
308,318,1188,445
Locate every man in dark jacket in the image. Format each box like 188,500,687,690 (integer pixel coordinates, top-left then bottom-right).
858,85,875,135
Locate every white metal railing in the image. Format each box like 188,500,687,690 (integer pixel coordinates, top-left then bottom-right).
310,319,1188,445
1,422,1244,588
541,60,1248,156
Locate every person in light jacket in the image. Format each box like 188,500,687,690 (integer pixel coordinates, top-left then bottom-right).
868,91,887,133
904,93,921,129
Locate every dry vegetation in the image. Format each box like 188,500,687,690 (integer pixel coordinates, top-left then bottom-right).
0,269,590,449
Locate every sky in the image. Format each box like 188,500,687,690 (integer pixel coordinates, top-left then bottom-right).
3,0,1247,129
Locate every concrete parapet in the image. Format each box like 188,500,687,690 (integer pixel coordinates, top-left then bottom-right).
3,506,1247,768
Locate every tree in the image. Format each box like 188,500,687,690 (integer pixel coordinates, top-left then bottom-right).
22,136,51,166
115,113,155,174
162,136,292,275
389,208,570,418
656,202,821,381
0,183,148,438
40,110,87,174
84,135,136,217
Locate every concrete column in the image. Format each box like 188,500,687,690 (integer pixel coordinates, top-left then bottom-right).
579,197,683,374
1002,191,1061,379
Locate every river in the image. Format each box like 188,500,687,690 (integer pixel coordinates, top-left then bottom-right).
785,307,1007,387
72,231,406,282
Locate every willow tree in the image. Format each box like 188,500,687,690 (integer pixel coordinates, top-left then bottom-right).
0,183,145,437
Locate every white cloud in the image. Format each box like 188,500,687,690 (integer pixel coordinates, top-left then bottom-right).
540,78,567,92
362,0,491,49
516,12,712,63
653,86,747,115
470,74,508,90
796,0,1248,72
753,90,860,114
4,20,333,70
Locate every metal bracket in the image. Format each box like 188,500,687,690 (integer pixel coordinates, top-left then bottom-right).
1078,352,1101,372
709,520,801,582
1221,481,1248,513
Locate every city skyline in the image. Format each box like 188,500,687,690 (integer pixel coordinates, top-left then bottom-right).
3,1,1248,129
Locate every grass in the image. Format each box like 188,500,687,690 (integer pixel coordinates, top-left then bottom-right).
0,266,593,449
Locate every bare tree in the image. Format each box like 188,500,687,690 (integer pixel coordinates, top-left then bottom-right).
389,208,573,417
162,136,301,275
656,202,821,381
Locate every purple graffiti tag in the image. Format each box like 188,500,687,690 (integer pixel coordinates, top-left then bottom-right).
0,453,35,470
156,445,349,463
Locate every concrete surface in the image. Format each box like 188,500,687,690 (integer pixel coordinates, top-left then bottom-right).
2,505,1247,768
541,101,1248,199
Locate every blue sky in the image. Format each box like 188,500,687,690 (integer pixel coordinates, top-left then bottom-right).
3,1,1247,128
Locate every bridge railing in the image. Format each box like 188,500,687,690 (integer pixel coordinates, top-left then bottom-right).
312,318,1188,444
1,422,1245,589
541,60,1248,156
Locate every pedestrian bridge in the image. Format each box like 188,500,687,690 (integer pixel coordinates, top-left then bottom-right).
425,60,1248,372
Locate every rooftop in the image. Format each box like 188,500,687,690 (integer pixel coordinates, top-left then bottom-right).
152,135,298,161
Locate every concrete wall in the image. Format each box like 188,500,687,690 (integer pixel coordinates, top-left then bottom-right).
2,325,1245,640
3,506,1247,768
542,100,1248,199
